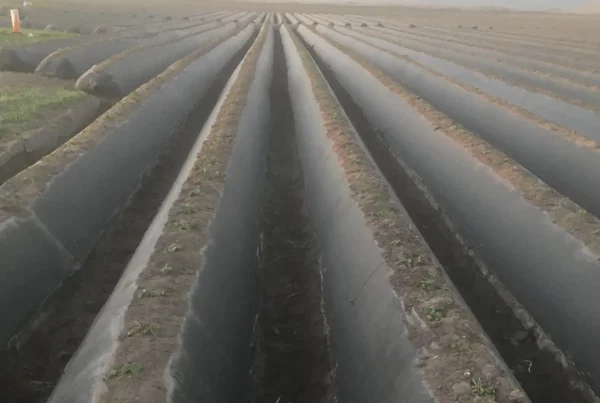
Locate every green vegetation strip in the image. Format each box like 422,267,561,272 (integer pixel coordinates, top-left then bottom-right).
0,27,76,46
0,87,84,134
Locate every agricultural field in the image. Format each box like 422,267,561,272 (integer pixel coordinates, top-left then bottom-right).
1,2,600,402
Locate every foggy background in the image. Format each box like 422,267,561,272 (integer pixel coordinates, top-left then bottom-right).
260,0,599,12
395,0,589,9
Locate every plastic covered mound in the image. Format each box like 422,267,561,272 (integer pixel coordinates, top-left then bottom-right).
65,25,81,34
76,69,122,98
0,48,26,73
36,56,77,79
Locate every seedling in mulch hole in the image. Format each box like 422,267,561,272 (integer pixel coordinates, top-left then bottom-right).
471,377,495,396
108,362,143,378
424,307,444,321
167,242,182,253
420,278,438,292
160,264,173,275
594,229,600,236
138,288,166,298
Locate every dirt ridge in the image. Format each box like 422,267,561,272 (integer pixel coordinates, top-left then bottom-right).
99,23,268,403
325,26,600,152
348,25,600,108
292,25,528,403
85,21,233,73
317,30,600,259
310,28,599,403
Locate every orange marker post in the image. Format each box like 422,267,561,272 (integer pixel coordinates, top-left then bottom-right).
10,9,20,33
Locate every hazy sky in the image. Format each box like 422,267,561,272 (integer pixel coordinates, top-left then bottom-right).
379,0,592,10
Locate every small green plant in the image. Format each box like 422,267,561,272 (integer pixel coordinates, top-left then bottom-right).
182,203,195,214
470,377,495,396
128,321,160,337
109,362,143,378
145,323,160,336
160,263,173,275
419,278,438,292
406,255,425,268
594,229,600,236
424,307,444,322
376,210,391,218
167,242,182,253
137,288,166,298
119,362,143,376
451,339,471,353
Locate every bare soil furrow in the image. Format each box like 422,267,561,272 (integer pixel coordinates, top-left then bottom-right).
251,28,333,403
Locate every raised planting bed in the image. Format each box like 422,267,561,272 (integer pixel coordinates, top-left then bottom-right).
328,25,600,138
297,24,600,401
0,24,257,350
48,23,271,403
76,15,256,97
0,15,216,73
34,14,240,79
287,24,528,403
313,24,600,223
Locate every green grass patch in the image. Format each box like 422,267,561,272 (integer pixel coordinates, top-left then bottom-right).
0,86,85,134
471,377,495,397
0,27,76,46
419,278,438,292
108,362,143,378
424,307,445,322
